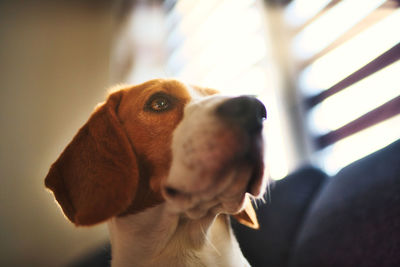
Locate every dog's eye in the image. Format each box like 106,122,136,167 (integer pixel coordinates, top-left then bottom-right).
150,97,169,112
145,93,176,113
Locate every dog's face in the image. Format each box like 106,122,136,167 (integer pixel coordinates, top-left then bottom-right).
45,79,266,227
163,94,266,221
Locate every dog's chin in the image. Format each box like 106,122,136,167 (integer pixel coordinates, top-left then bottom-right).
162,139,265,219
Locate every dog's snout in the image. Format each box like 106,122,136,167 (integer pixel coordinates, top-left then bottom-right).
216,96,266,133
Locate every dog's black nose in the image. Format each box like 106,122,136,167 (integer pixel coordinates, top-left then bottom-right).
216,96,266,133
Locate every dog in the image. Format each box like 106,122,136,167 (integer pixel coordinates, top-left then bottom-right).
45,79,267,267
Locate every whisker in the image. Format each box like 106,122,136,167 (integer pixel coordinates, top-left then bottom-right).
259,194,267,205
264,179,272,204
250,195,259,210
251,193,269,210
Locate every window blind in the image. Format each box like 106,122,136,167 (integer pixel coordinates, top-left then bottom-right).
285,0,400,173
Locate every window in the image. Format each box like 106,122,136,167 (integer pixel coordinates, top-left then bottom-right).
284,0,400,174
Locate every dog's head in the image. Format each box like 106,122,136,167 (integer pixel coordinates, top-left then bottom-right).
45,79,266,228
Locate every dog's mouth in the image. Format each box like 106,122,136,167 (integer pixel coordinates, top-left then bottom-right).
210,129,265,196
243,133,265,197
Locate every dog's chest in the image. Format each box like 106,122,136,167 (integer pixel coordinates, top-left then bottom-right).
108,205,250,267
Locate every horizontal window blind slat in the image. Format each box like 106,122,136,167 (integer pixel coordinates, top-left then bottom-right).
316,95,400,148
306,42,400,108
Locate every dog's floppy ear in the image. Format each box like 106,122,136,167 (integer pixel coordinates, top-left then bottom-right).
233,196,259,229
45,90,138,226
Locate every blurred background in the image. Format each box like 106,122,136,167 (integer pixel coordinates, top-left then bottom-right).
0,0,399,266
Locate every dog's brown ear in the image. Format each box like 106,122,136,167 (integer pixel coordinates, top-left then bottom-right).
45,91,138,226
233,196,259,229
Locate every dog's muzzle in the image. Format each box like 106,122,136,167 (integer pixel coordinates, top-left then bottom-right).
163,95,267,209
216,96,266,196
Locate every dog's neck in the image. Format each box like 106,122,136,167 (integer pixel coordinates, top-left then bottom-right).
108,204,249,267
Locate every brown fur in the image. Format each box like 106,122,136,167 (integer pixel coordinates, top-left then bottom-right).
45,90,139,225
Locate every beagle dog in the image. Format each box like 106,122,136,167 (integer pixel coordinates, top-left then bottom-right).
45,79,267,267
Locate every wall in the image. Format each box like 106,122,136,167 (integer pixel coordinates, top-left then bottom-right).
0,1,118,265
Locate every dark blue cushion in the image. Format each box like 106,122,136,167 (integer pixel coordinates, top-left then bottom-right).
290,139,400,267
232,166,327,267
